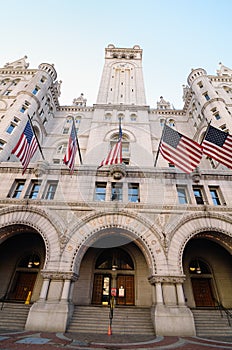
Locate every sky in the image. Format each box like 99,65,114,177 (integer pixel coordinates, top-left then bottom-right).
1,0,232,109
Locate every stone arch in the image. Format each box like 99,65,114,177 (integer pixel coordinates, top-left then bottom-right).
168,212,232,275
61,210,167,276
0,205,62,269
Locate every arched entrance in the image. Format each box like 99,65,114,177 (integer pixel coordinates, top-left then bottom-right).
183,233,232,309
0,225,46,303
92,247,135,306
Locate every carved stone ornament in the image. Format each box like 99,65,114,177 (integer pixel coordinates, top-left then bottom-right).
34,160,49,177
41,270,79,281
109,163,127,179
148,275,186,285
192,167,201,183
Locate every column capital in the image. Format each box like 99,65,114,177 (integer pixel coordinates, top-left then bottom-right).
41,270,79,281
148,275,186,285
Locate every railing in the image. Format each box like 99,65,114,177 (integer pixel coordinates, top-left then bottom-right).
214,298,232,327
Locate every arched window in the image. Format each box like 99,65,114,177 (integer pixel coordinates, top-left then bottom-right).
95,248,134,270
169,119,175,127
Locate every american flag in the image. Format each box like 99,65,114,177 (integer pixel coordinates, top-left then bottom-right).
202,125,232,169
159,124,203,173
99,121,122,168
63,122,78,173
11,120,39,174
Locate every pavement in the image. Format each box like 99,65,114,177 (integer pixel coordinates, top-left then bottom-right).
0,330,232,350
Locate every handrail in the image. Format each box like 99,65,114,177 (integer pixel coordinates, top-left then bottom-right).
214,298,232,327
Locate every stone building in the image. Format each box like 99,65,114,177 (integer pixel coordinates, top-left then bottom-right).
0,44,231,336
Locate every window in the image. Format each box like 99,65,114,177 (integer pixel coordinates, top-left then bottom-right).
95,182,107,201
57,144,67,154
213,112,221,120
128,183,140,202
8,180,26,198
4,90,11,95
169,119,175,127
27,181,41,199
193,186,204,204
0,139,6,150
63,127,69,134
176,186,188,204
209,187,221,205
197,81,203,88
6,123,16,134
203,92,210,101
43,181,58,200
32,86,40,95
111,183,123,201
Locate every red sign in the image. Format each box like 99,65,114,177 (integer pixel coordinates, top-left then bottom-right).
111,288,117,296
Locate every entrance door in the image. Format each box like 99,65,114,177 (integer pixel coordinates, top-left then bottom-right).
8,272,37,301
117,275,134,305
191,278,214,307
92,274,111,305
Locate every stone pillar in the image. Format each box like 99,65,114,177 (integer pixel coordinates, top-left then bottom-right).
176,283,186,306
39,278,50,300
155,282,164,304
149,275,196,336
61,279,71,301
25,271,78,332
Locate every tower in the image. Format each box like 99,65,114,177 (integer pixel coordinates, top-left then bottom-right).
96,44,146,106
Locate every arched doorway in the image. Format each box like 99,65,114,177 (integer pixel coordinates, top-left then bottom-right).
183,233,232,309
92,248,135,305
0,225,45,303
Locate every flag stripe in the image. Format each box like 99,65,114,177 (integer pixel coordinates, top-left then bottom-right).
202,125,232,169
63,122,78,173
99,122,123,168
159,125,203,173
11,121,39,174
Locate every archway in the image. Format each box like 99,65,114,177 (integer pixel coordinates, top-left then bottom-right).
0,225,46,303
182,233,232,309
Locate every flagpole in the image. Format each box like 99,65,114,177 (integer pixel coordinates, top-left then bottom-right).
27,115,45,160
154,120,166,167
72,117,82,165
200,119,211,145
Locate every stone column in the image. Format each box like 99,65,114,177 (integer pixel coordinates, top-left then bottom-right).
176,283,186,306
39,278,50,300
155,282,164,305
61,279,71,301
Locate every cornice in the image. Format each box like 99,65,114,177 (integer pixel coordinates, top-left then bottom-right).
0,68,37,76
58,105,94,112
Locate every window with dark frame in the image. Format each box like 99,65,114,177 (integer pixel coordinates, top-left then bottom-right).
209,187,221,205
111,183,123,201
95,182,107,201
128,183,140,202
27,181,41,199
193,187,204,205
176,186,188,204
43,181,58,200
9,180,26,199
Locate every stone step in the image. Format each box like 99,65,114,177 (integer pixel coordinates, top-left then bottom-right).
191,309,232,337
67,306,155,335
0,302,31,330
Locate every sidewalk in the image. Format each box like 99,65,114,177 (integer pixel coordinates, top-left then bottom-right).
0,330,231,349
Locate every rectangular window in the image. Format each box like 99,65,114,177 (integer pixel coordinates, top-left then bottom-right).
20,106,26,113
32,86,40,95
203,92,210,101
95,182,107,201
43,181,58,200
209,186,221,205
26,181,41,199
128,183,140,202
176,186,188,204
8,180,26,199
193,186,205,205
6,123,16,134
111,183,123,201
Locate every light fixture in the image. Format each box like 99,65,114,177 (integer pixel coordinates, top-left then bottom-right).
112,265,118,271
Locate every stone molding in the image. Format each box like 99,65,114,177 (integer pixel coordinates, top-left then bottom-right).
41,270,79,281
148,275,186,285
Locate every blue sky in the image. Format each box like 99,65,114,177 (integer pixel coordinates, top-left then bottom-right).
1,0,232,109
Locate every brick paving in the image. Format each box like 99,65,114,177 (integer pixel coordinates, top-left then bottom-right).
0,330,231,349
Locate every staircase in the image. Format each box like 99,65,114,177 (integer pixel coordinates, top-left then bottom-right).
192,308,232,338
67,306,155,335
0,302,31,330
